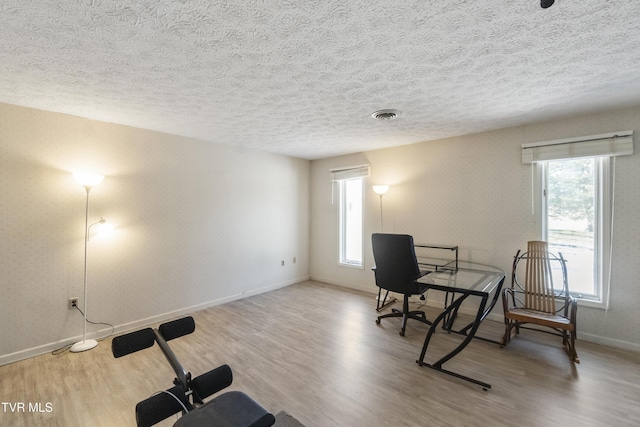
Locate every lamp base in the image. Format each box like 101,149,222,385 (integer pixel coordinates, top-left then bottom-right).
70,339,98,353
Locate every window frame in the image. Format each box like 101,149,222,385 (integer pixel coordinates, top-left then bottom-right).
337,177,364,269
535,157,612,309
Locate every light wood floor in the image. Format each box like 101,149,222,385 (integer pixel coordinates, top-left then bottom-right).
1,281,639,426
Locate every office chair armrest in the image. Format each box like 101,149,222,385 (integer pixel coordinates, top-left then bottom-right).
418,269,433,278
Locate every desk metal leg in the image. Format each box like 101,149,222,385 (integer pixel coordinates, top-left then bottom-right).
376,288,396,312
416,295,491,390
442,277,506,346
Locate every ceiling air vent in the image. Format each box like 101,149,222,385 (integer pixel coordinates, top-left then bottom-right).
371,109,400,120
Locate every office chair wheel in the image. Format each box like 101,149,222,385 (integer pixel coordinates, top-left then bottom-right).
399,330,405,336
375,318,381,325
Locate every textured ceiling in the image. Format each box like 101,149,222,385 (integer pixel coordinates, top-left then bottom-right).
1,1,640,160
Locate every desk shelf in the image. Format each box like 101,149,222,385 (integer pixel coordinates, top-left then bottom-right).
414,243,458,272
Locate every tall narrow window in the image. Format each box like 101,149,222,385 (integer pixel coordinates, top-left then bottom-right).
331,165,369,268
539,157,609,303
338,178,363,267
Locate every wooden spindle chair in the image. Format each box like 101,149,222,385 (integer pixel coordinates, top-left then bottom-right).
502,241,579,363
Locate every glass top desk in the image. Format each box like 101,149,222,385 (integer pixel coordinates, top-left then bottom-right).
414,261,505,390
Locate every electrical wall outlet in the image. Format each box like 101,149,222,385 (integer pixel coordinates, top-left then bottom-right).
69,298,79,310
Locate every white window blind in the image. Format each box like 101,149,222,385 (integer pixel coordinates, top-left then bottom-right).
330,164,371,181
330,165,370,204
522,131,633,164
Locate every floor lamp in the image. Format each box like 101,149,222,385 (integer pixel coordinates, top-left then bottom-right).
372,185,396,310
372,185,389,232
70,172,105,353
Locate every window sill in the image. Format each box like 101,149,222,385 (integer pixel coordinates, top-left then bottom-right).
576,297,609,310
338,262,364,270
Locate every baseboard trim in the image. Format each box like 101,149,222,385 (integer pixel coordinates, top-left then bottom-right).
4,275,636,366
0,276,308,367
309,275,370,293
311,278,640,353
573,332,640,353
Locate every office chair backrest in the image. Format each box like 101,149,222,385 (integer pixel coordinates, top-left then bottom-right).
372,233,422,294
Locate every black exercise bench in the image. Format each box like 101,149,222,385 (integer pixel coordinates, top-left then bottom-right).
112,316,275,427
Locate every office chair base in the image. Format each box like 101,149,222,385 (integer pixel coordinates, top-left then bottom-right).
376,309,431,336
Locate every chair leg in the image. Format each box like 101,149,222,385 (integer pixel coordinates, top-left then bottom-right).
400,296,410,336
502,319,516,346
502,323,509,346
400,315,407,336
564,330,579,364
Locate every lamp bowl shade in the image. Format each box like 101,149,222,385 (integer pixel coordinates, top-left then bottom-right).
73,173,104,187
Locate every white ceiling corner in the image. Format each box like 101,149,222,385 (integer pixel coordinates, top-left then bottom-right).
1,0,640,160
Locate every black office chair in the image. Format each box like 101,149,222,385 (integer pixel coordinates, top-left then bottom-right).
112,316,275,427
372,233,431,336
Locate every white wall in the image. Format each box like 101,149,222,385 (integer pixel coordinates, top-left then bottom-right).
0,103,310,364
310,105,640,351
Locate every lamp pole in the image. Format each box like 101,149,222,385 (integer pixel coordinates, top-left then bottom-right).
372,185,389,232
379,194,384,232
372,185,394,310
70,173,104,353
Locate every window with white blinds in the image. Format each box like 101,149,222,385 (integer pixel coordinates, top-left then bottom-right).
330,165,369,268
524,131,634,309
521,131,633,164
